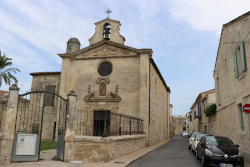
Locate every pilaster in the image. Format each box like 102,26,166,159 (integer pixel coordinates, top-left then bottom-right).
139,53,150,146
0,84,19,164
64,91,77,162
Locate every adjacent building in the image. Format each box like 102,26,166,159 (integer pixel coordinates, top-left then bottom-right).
188,89,216,134
213,11,250,162
172,115,185,134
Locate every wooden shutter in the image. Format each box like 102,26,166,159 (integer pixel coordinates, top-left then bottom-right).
233,50,239,78
240,39,246,72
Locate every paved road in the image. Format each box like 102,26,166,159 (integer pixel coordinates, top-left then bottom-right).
127,135,202,167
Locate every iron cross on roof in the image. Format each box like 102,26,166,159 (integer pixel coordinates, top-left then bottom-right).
106,8,112,18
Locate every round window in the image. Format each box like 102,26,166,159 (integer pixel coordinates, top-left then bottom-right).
98,61,112,76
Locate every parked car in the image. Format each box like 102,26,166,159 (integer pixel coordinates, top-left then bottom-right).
189,131,200,150
191,133,208,153
174,132,178,135
181,131,189,137
196,135,244,167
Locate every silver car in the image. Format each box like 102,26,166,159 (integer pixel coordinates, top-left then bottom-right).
181,131,189,137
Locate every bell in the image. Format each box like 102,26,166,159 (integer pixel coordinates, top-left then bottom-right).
104,34,110,40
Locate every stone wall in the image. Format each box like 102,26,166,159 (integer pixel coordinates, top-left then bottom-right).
217,102,250,153
208,114,217,135
73,135,145,162
149,62,169,145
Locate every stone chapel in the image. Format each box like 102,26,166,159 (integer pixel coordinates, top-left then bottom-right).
30,17,171,151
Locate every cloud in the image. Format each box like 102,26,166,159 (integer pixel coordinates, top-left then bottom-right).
168,0,250,35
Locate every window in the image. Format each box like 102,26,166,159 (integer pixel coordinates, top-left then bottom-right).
32,123,40,134
44,85,56,106
201,137,205,143
98,61,112,76
233,40,246,78
238,103,244,131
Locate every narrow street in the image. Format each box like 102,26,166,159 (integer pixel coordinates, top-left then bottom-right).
127,135,202,167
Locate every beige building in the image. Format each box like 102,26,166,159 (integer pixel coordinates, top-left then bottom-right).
189,89,216,134
172,115,185,134
29,17,171,161
201,89,216,135
169,104,174,137
213,11,250,162
185,112,191,133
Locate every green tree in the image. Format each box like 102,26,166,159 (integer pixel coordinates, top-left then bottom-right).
204,103,217,117
0,51,20,87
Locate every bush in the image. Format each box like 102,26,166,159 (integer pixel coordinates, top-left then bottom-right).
204,103,217,117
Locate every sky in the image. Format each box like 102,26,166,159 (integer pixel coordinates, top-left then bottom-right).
0,0,249,116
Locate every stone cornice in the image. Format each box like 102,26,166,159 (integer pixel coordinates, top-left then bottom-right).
137,49,153,57
58,53,73,59
74,55,138,60
72,40,139,57
84,91,121,102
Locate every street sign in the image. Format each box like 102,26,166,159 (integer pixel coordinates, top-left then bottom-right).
243,104,250,113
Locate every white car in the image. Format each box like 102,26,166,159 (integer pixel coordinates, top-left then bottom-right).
190,133,207,153
181,131,189,137
189,131,199,150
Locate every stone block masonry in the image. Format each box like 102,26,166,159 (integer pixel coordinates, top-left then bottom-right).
73,135,145,162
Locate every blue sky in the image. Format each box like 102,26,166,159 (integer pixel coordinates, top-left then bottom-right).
0,0,249,116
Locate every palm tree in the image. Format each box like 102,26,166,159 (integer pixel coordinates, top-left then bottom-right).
0,50,20,87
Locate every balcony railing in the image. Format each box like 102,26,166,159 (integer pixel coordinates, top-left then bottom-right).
194,111,201,118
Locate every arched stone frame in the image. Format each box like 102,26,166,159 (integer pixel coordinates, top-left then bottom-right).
103,22,111,39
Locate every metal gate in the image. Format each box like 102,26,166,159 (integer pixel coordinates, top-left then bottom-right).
11,91,67,162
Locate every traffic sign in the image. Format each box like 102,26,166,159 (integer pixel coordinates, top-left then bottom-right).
243,104,250,113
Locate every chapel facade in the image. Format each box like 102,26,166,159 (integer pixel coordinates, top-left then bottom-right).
30,17,171,150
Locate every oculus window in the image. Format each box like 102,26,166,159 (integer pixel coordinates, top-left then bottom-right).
98,62,112,76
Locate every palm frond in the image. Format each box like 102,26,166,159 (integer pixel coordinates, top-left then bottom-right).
0,51,20,87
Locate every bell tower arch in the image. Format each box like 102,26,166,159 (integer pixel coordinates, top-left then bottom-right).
89,18,126,45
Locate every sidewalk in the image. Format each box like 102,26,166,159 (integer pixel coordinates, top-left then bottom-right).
0,138,172,167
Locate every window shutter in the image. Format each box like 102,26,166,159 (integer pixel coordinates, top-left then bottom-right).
233,49,239,78
240,39,246,72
